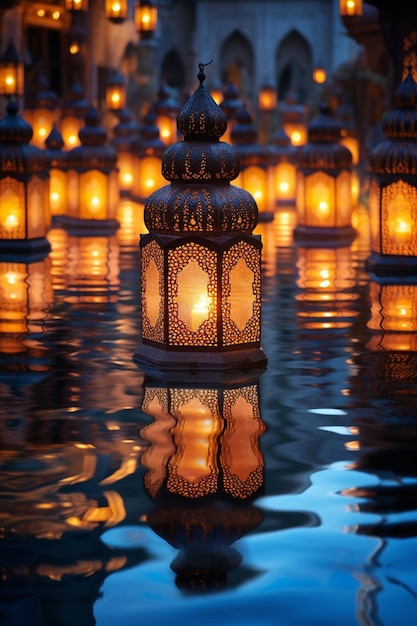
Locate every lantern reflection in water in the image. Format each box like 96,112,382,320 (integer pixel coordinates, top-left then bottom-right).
117,198,146,248
139,376,265,591
296,245,359,330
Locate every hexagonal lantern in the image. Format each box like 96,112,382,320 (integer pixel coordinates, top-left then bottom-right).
367,68,417,274
0,100,51,259
268,126,297,205
134,65,267,378
131,108,165,203
63,105,119,234
294,103,355,243
45,124,68,220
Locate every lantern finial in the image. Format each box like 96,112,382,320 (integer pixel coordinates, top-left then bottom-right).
197,60,213,84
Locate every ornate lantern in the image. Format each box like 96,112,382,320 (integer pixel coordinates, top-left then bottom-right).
313,65,327,85
59,82,89,150
339,0,363,17
367,68,417,274
140,375,265,590
134,0,158,36
279,89,308,147
110,107,140,197
294,104,355,242
131,108,165,202
45,124,68,220
24,73,58,149
105,70,126,113
134,64,267,377
154,84,178,147
268,126,297,205
0,101,51,258
231,106,272,220
63,106,119,233
105,0,128,23
0,42,24,98
258,83,277,146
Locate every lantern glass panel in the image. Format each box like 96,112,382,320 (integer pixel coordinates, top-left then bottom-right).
274,161,296,200
339,0,363,16
284,122,307,146
240,165,267,213
382,180,417,255
369,179,381,253
50,170,67,216
79,170,108,220
304,171,335,226
157,115,176,146
0,179,25,239
335,170,352,226
31,110,54,148
66,170,79,217
105,0,128,20
168,243,217,346
106,85,125,111
0,61,23,97
258,86,277,111
27,178,47,238
142,240,165,343
60,117,82,149
135,2,158,33
223,241,261,345
136,156,164,198
117,152,134,191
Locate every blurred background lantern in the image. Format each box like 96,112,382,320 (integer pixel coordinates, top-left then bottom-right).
24,72,58,149
65,0,89,9
367,68,417,274
134,0,158,36
105,0,128,23
110,107,140,198
154,84,179,147
0,101,51,259
134,65,267,378
231,105,272,220
367,280,417,352
339,0,363,17
335,97,361,206
268,126,297,205
294,103,355,243
131,108,165,202
59,82,89,150
45,124,68,221
219,81,243,144
0,42,24,100
105,70,126,113
313,65,327,86
64,106,120,233
279,89,308,147
258,82,277,145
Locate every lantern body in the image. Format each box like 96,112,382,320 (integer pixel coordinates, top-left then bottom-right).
135,69,267,378
294,105,355,242
59,83,89,151
280,90,308,147
0,101,51,258
105,71,126,112
105,0,128,22
135,0,158,35
368,71,417,273
268,127,297,204
0,43,24,98
154,85,178,146
65,0,88,9
313,67,327,85
63,107,119,234
339,0,363,16
131,108,165,202
110,108,140,197
258,85,277,112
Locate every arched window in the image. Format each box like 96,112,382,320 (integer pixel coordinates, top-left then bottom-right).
220,30,254,104
276,30,313,103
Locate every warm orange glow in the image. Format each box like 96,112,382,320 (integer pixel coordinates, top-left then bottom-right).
156,114,176,146
37,8,46,16
52,10,61,19
69,43,80,55
177,260,212,332
106,84,125,111
0,186,23,237
340,0,363,16
61,118,82,150
105,0,128,20
274,161,296,202
135,1,158,33
258,85,277,111
313,67,327,84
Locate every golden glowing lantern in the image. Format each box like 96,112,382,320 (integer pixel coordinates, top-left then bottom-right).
219,81,243,144
105,0,128,22
64,106,120,233
24,73,58,149
59,82,89,150
339,0,363,16
335,98,360,206
0,42,24,98
45,124,68,219
105,69,126,113
110,107,140,197
313,66,327,85
231,106,272,220
134,0,158,36
131,108,165,202
268,126,297,205
294,103,355,242
258,83,277,112
154,84,178,147
134,64,267,377
367,68,417,274
279,89,308,147
66,0,88,9
0,100,51,258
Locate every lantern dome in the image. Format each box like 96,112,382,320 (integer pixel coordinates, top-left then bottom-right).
0,100,49,173
144,71,258,234
66,106,118,170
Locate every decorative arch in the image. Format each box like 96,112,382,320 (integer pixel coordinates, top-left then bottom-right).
160,48,186,94
276,30,313,103
220,30,254,104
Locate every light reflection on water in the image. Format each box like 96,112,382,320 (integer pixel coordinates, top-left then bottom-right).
1,205,417,625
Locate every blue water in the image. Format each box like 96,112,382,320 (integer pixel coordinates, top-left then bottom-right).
1,206,416,626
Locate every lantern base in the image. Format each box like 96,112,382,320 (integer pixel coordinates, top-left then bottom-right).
60,216,120,236
257,211,274,223
134,343,267,383
0,237,51,262
293,224,356,246
366,252,417,277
